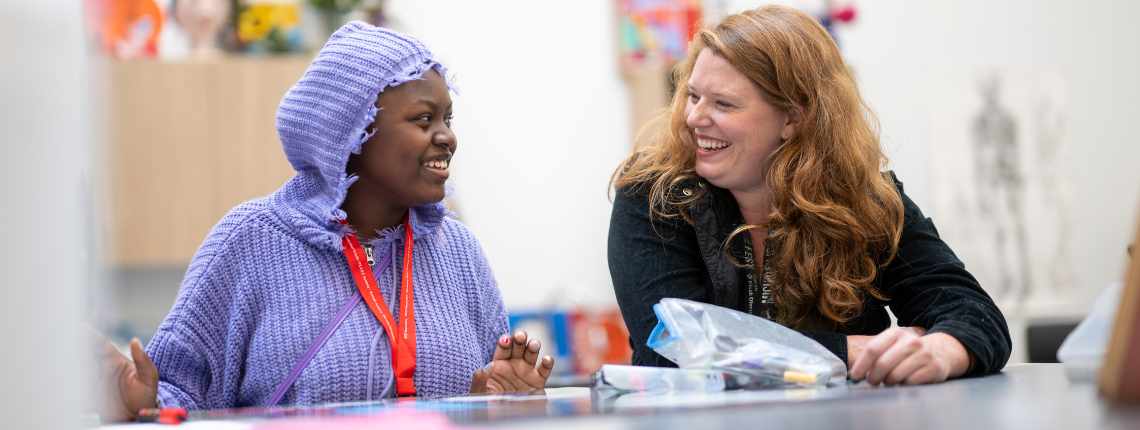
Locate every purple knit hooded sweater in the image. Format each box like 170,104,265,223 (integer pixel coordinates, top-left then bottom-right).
146,22,508,409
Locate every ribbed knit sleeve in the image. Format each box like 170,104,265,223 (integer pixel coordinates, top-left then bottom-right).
407,218,510,397
150,329,209,409
472,236,509,364
437,217,509,364
146,201,265,409
145,194,514,407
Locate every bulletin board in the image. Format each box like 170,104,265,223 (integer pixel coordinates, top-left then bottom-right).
615,0,702,140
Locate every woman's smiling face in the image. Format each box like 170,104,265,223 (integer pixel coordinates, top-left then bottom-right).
685,49,794,194
352,70,456,208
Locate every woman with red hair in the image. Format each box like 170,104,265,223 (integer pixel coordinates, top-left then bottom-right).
609,5,1010,386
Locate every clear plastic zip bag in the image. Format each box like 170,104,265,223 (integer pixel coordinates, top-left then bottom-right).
647,298,846,388
593,364,729,393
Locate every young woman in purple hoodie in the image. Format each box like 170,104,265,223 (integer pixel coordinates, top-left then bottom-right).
100,22,553,421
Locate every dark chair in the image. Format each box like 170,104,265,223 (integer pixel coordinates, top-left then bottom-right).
1026,320,1080,363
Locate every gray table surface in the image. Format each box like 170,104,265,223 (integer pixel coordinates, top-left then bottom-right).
485,364,1140,430
114,364,1138,429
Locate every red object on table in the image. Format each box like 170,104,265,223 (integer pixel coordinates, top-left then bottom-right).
137,407,188,425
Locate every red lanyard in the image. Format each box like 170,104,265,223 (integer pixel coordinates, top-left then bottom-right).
341,215,417,396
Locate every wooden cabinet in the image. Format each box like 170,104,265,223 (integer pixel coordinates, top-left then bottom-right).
107,56,310,266
624,63,672,142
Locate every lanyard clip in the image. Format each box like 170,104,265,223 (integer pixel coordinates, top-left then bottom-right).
364,245,375,267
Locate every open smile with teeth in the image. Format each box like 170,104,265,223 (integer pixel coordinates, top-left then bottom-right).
423,159,450,170
697,137,732,152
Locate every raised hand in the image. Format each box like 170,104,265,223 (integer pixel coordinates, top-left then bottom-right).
470,330,555,394
98,337,159,421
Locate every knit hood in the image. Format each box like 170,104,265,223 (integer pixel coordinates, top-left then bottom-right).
271,22,451,252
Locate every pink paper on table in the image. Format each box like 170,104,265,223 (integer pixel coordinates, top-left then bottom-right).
252,410,454,430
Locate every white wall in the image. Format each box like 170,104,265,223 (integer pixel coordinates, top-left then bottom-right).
838,0,1140,299
101,2,1140,365
835,1,1140,361
387,1,633,310
0,1,93,427
385,1,1140,319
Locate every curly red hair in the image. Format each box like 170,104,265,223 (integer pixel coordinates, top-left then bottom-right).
613,5,904,326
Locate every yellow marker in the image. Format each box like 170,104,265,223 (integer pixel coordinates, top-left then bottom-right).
783,371,817,385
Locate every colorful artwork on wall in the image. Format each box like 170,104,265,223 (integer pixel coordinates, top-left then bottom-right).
617,0,702,72
701,0,857,48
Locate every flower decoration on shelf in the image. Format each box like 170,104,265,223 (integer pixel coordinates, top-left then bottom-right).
236,0,304,54
308,0,362,13
309,0,363,40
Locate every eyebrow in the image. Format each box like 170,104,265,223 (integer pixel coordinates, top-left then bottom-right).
409,98,452,111
686,82,738,101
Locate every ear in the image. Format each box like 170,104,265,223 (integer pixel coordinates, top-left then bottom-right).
780,107,801,141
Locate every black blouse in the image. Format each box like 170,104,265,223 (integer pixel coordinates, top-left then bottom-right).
607,173,1012,377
